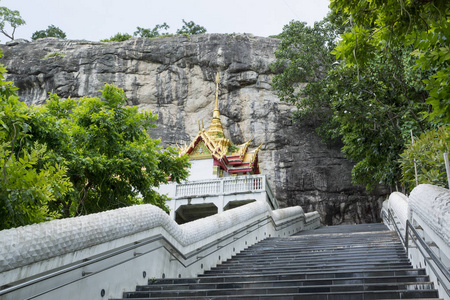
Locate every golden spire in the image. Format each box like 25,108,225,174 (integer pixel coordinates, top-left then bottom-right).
207,72,225,138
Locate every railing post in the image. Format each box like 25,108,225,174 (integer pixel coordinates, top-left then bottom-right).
405,221,410,256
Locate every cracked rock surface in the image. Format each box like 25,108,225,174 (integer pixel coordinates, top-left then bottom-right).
0,34,387,224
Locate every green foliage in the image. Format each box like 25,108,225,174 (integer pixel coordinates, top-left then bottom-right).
271,18,344,124
0,6,25,40
0,142,71,229
330,0,450,124
134,23,170,38
272,13,433,190
400,126,450,191
101,32,132,42
103,20,207,41
325,52,431,190
0,55,189,229
176,19,207,35
0,59,71,230
31,24,67,40
27,84,190,217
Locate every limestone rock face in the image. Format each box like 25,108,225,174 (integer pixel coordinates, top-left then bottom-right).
0,34,386,224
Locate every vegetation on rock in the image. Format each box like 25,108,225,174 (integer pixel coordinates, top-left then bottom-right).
176,19,207,35
102,20,206,42
101,32,132,42
134,23,170,38
31,25,67,40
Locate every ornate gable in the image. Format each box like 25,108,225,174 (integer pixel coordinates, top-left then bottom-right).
178,73,263,176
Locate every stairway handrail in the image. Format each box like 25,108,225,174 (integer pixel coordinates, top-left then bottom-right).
385,207,450,298
0,204,317,297
0,218,264,297
386,208,406,248
405,219,450,297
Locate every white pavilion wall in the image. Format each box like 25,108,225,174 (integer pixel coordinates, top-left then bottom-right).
188,159,215,181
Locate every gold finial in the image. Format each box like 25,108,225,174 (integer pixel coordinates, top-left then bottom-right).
207,72,225,138
213,72,220,119
198,120,201,131
215,72,220,101
202,119,204,130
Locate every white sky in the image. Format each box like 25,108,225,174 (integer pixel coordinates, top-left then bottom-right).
2,0,330,42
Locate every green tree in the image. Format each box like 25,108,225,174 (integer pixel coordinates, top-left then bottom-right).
400,126,450,191
324,52,431,190
101,32,132,42
0,59,72,230
272,14,432,190
27,84,190,217
31,24,66,40
0,6,25,40
330,0,450,124
134,23,170,38
271,18,344,125
176,19,206,35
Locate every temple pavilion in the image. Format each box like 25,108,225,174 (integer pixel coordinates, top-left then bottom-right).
177,73,263,181
157,73,278,224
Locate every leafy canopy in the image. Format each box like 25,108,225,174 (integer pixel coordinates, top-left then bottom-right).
271,18,344,124
31,25,67,40
134,23,170,38
400,126,450,191
176,19,207,35
330,0,450,125
271,12,433,191
0,6,25,40
102,20,207,42
0,57,190,229
0,58,71,230
26,84,190,218
101,32,132,42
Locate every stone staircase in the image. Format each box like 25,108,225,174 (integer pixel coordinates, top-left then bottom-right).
114,223,441,299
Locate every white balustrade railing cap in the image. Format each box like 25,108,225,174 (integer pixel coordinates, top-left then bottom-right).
177,174,266,185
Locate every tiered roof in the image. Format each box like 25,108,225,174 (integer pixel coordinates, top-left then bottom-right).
178,73,263,175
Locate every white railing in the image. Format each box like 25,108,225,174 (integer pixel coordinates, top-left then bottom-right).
173,174,278,209
223,176,263,193
381,184,450,300
175,175,265,197
0,201,320,300
176,180,221,196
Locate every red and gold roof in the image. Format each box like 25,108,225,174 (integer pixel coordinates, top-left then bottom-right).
177,73,263,175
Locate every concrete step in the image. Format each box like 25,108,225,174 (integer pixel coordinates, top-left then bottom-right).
122,288,439,299
198,268,428,281
146,270,428,286
235,243,405,253
219,256,410,267
141,276,432,291
204,263,414,275
113,224,440,299
235,244,405,254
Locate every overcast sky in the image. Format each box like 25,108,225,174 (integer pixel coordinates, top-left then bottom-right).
2,0,330,42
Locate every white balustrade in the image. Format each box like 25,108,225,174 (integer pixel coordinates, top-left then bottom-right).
175,175,266,197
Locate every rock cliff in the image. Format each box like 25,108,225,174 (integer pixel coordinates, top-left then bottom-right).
0,34,386,224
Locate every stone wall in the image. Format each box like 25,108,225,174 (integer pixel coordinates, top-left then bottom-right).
0,34,387,224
